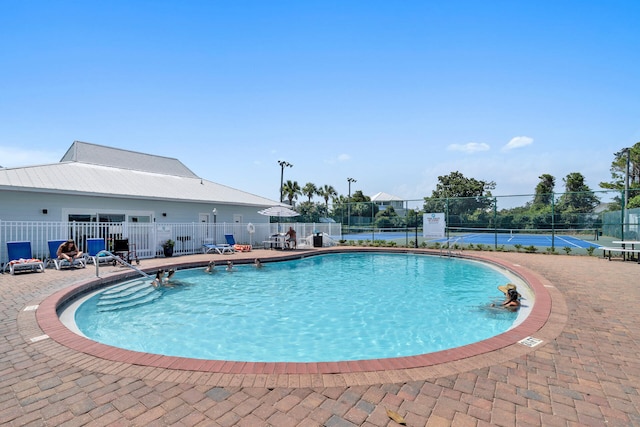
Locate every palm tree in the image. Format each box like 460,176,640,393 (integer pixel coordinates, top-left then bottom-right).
302,182,318,203
318,184,337,212
282,180,301,206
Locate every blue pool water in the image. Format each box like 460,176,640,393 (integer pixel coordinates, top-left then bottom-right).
71,253,522,362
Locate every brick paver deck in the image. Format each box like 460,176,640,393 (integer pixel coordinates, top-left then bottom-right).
1,248,639,426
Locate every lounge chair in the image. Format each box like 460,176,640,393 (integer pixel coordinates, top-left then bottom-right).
4,241,45,275
225,234,251,252
46,239,86,270
85,238,115,265
202,242,234,254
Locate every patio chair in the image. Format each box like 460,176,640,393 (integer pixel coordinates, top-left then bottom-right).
85,238,115,265
4,241,45,275
225,234,251,252
46,239,86,270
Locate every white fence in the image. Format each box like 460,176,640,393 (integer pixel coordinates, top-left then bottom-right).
0,220,342,264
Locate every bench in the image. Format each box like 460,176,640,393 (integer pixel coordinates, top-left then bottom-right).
598,247,640,263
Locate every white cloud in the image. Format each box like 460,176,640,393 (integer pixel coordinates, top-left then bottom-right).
502,136,533,151
337,154,351,162
447,142,490,153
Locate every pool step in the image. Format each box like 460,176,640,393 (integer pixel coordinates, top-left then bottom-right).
97,279,162,312
100,280,155,299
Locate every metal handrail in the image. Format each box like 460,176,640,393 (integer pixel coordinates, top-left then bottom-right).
94,250,152,279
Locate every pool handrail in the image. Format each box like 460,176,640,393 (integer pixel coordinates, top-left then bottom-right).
94,250,152,279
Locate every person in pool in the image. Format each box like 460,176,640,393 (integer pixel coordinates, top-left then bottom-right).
204,260,215,273
151,269,164,287
490,283,521,309
226,261,234,271
501,288,521,310
497,283,521,301
254,258,263,268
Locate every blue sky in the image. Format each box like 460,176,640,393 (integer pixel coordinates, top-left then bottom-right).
1,1,639,208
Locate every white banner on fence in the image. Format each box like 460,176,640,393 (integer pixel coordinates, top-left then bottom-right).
156,224,172,244
423,213,445,238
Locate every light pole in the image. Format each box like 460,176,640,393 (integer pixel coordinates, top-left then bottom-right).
347,177,356,233
442,184,451,248
212,208,217,244
278,160,293,203
615,147,631,237
616,147,631,209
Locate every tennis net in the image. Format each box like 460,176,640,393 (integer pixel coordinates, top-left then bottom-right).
446,227,599,240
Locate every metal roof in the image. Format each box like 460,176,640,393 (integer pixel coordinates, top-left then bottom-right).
371,191,403,202
0,142,280,207
61,141,198,178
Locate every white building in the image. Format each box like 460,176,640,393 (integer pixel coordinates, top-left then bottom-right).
370,191,406,216
0,141,279,225
0,141,291,261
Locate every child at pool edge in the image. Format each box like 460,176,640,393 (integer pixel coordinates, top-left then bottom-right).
226,261,233,271
254,258,263,268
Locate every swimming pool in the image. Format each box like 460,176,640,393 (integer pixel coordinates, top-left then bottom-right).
64,252,529,363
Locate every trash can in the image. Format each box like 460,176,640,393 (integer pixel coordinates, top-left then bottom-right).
313,232,323,248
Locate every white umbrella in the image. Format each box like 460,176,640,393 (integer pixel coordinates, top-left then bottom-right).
258,206,299,233
257,206,300,217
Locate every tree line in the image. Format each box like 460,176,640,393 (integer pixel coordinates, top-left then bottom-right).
280,142,640,230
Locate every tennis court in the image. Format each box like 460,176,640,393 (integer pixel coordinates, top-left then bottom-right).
341,228,602,248
436,228,601,248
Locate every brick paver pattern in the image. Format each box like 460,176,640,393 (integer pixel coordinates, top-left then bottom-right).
1,249,639,426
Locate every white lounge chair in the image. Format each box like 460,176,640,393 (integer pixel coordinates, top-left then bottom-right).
202,243,234,254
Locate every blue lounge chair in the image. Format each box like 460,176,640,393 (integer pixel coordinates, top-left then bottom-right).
4,241,45,275
86,238,115,265
225,234,251,252
46,239,86,270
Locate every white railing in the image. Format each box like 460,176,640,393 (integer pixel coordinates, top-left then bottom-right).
0,220,342,264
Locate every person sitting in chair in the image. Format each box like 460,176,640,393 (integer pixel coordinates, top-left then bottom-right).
285,226,297,249
57,239,83,265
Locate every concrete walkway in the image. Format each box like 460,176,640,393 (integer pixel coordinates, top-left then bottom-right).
1,249,639,426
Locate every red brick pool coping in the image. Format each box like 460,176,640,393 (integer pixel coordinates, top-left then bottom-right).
36,248,555,382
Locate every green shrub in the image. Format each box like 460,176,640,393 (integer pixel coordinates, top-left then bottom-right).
563,247,572,255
